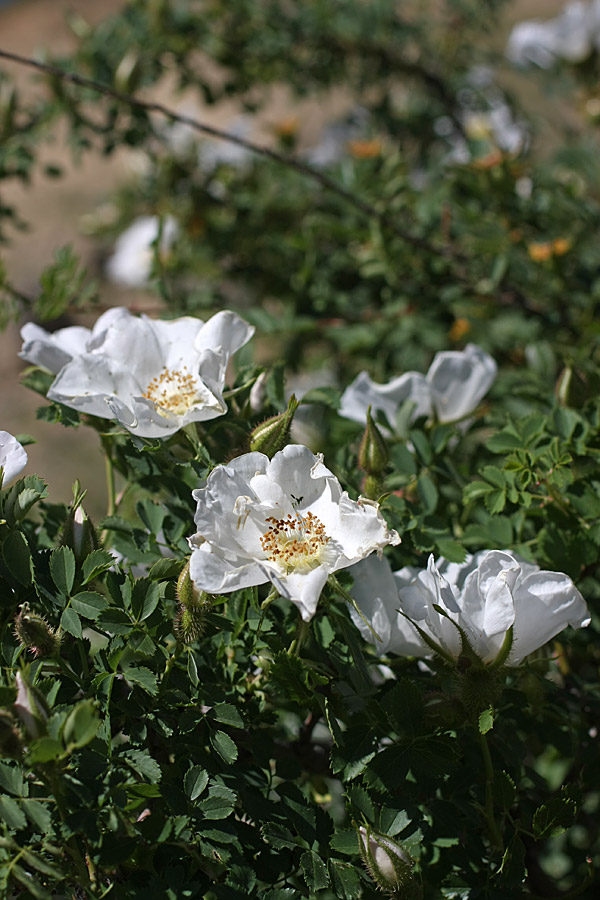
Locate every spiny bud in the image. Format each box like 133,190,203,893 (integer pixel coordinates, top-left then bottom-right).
0,710,23,759
457,664,503,717
60,481,98,564
177,561,210,609
359,407,389,476
14,604,61,659
250,394,299,458
174,603,210,644
358,825,422,899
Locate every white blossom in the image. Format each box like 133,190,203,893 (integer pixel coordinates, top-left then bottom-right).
0,431,27,487
20,308,125,375
506,1,600,68
350,550,590,666
105,215,179,287
188,444,400,622
339,344,496,430
38,308,253,439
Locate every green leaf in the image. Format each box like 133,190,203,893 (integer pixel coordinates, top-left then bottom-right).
210,703,244,729
435,538,466,564
122,749,162,784
81,549,116,585
11,863,53,900
0,794,27,830
300,386,340,408
97,608,133,635
27,737,63,765
263,890,298,900
70,591,108,620
50,545,76,596
0,762,25,796
300,849,329,891
261,821,299,851
62,700,100,750
496,833,526,887
23,799,53,834
184,766,209,801
124,666,158,695
20,847,64,879
417,473,438,513
533,795,577,839
330,830,358,855
328,859,362,899
131,580,160,622
409,429,432,465
2,530,33,585
60,607,82,639
478,708,494,734
148,557,185,580
198,784,236,820
210,730,238,764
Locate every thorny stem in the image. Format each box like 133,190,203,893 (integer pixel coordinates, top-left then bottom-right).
0,47,456,259
477,728,504,853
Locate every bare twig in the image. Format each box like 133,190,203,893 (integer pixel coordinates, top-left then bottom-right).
0,47,455,258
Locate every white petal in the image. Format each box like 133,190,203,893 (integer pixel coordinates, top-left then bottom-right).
509,570,590,665
19,322,92,373
339,370,432,430
276,566,330,621
0,431,28,486
189,541,267,594
427,344,497,423
193,310,255,359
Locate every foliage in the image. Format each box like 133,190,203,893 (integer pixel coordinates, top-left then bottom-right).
0,1,599,898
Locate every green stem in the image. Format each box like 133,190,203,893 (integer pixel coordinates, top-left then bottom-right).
100,436,116,546
477,728,504,853
287,618,309,656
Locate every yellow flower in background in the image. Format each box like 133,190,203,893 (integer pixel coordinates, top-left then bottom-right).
347,139,382,159
552,237,572,256
528,241,553,262
449,317,472,342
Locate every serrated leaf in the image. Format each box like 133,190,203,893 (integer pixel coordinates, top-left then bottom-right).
148,557,185,580
532,796,576,839
27,737,63,765
60,607,82,638
417,473,438,513
330,830,358,855
124,666,158,695
262,821,299,850
70,591,108,620
23,799,53,834
0,762,25,796
328,859,362,899
97,608,133,635
50,546,75,596
264,890,298,900
0,794,27,830
81,549,116,585
198,784,236,820
300,386,340,408
210,729,238,764
210,703,244,729
184,766,209,801
122,749,162,784
435,538,466,563
300,849,329,891
496,833,525,887
21,847,64,879
11,863,53,899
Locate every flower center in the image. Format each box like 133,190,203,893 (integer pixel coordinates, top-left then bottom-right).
260,512,330,574
142,367,204,418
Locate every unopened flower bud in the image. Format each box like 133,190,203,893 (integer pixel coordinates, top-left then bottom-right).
359,407,389,476
0,709,23,759
250,394,299,458
14,671,49,740
14,604,61,659
457,664,503,717
555,365,590,408
174,603,210,644
358,825,422,899
177,560,210,609
249,371,269,413
61,504,98,563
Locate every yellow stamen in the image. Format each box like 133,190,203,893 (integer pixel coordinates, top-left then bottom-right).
142,367,204,418
260,512,329,573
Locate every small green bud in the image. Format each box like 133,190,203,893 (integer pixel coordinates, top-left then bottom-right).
60,481,98,564
177,560,210,609
457,665,503,717
14,604,61,659
174,603,210,644
359,407,389,476
358,824,422,899
250,394,299,458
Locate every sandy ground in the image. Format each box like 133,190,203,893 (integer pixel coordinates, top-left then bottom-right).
0,0,570,518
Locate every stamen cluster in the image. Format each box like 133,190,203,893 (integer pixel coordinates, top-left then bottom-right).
143,366,201,417
260,512,329,573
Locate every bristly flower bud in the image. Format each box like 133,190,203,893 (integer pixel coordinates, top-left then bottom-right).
60,481,98,564
177,560,210,609
249,394,299,458
359,407,389,476
358,824,422,899
14,604,61,659
175,561,213,643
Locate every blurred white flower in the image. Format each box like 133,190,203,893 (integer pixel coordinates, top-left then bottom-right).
0,431,27,486
506,1,600,68
43,308,254,439
188,444,400,621
350,550,590,666
105,215,179,287
340,344,496,430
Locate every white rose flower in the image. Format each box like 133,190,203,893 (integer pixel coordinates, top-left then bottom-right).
105,215,179,287
350,550,590,666
20,308,126,374
0,431,27,487
188,444,400,622
506,1,599,68
339,344,496,430
42,308,254,439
